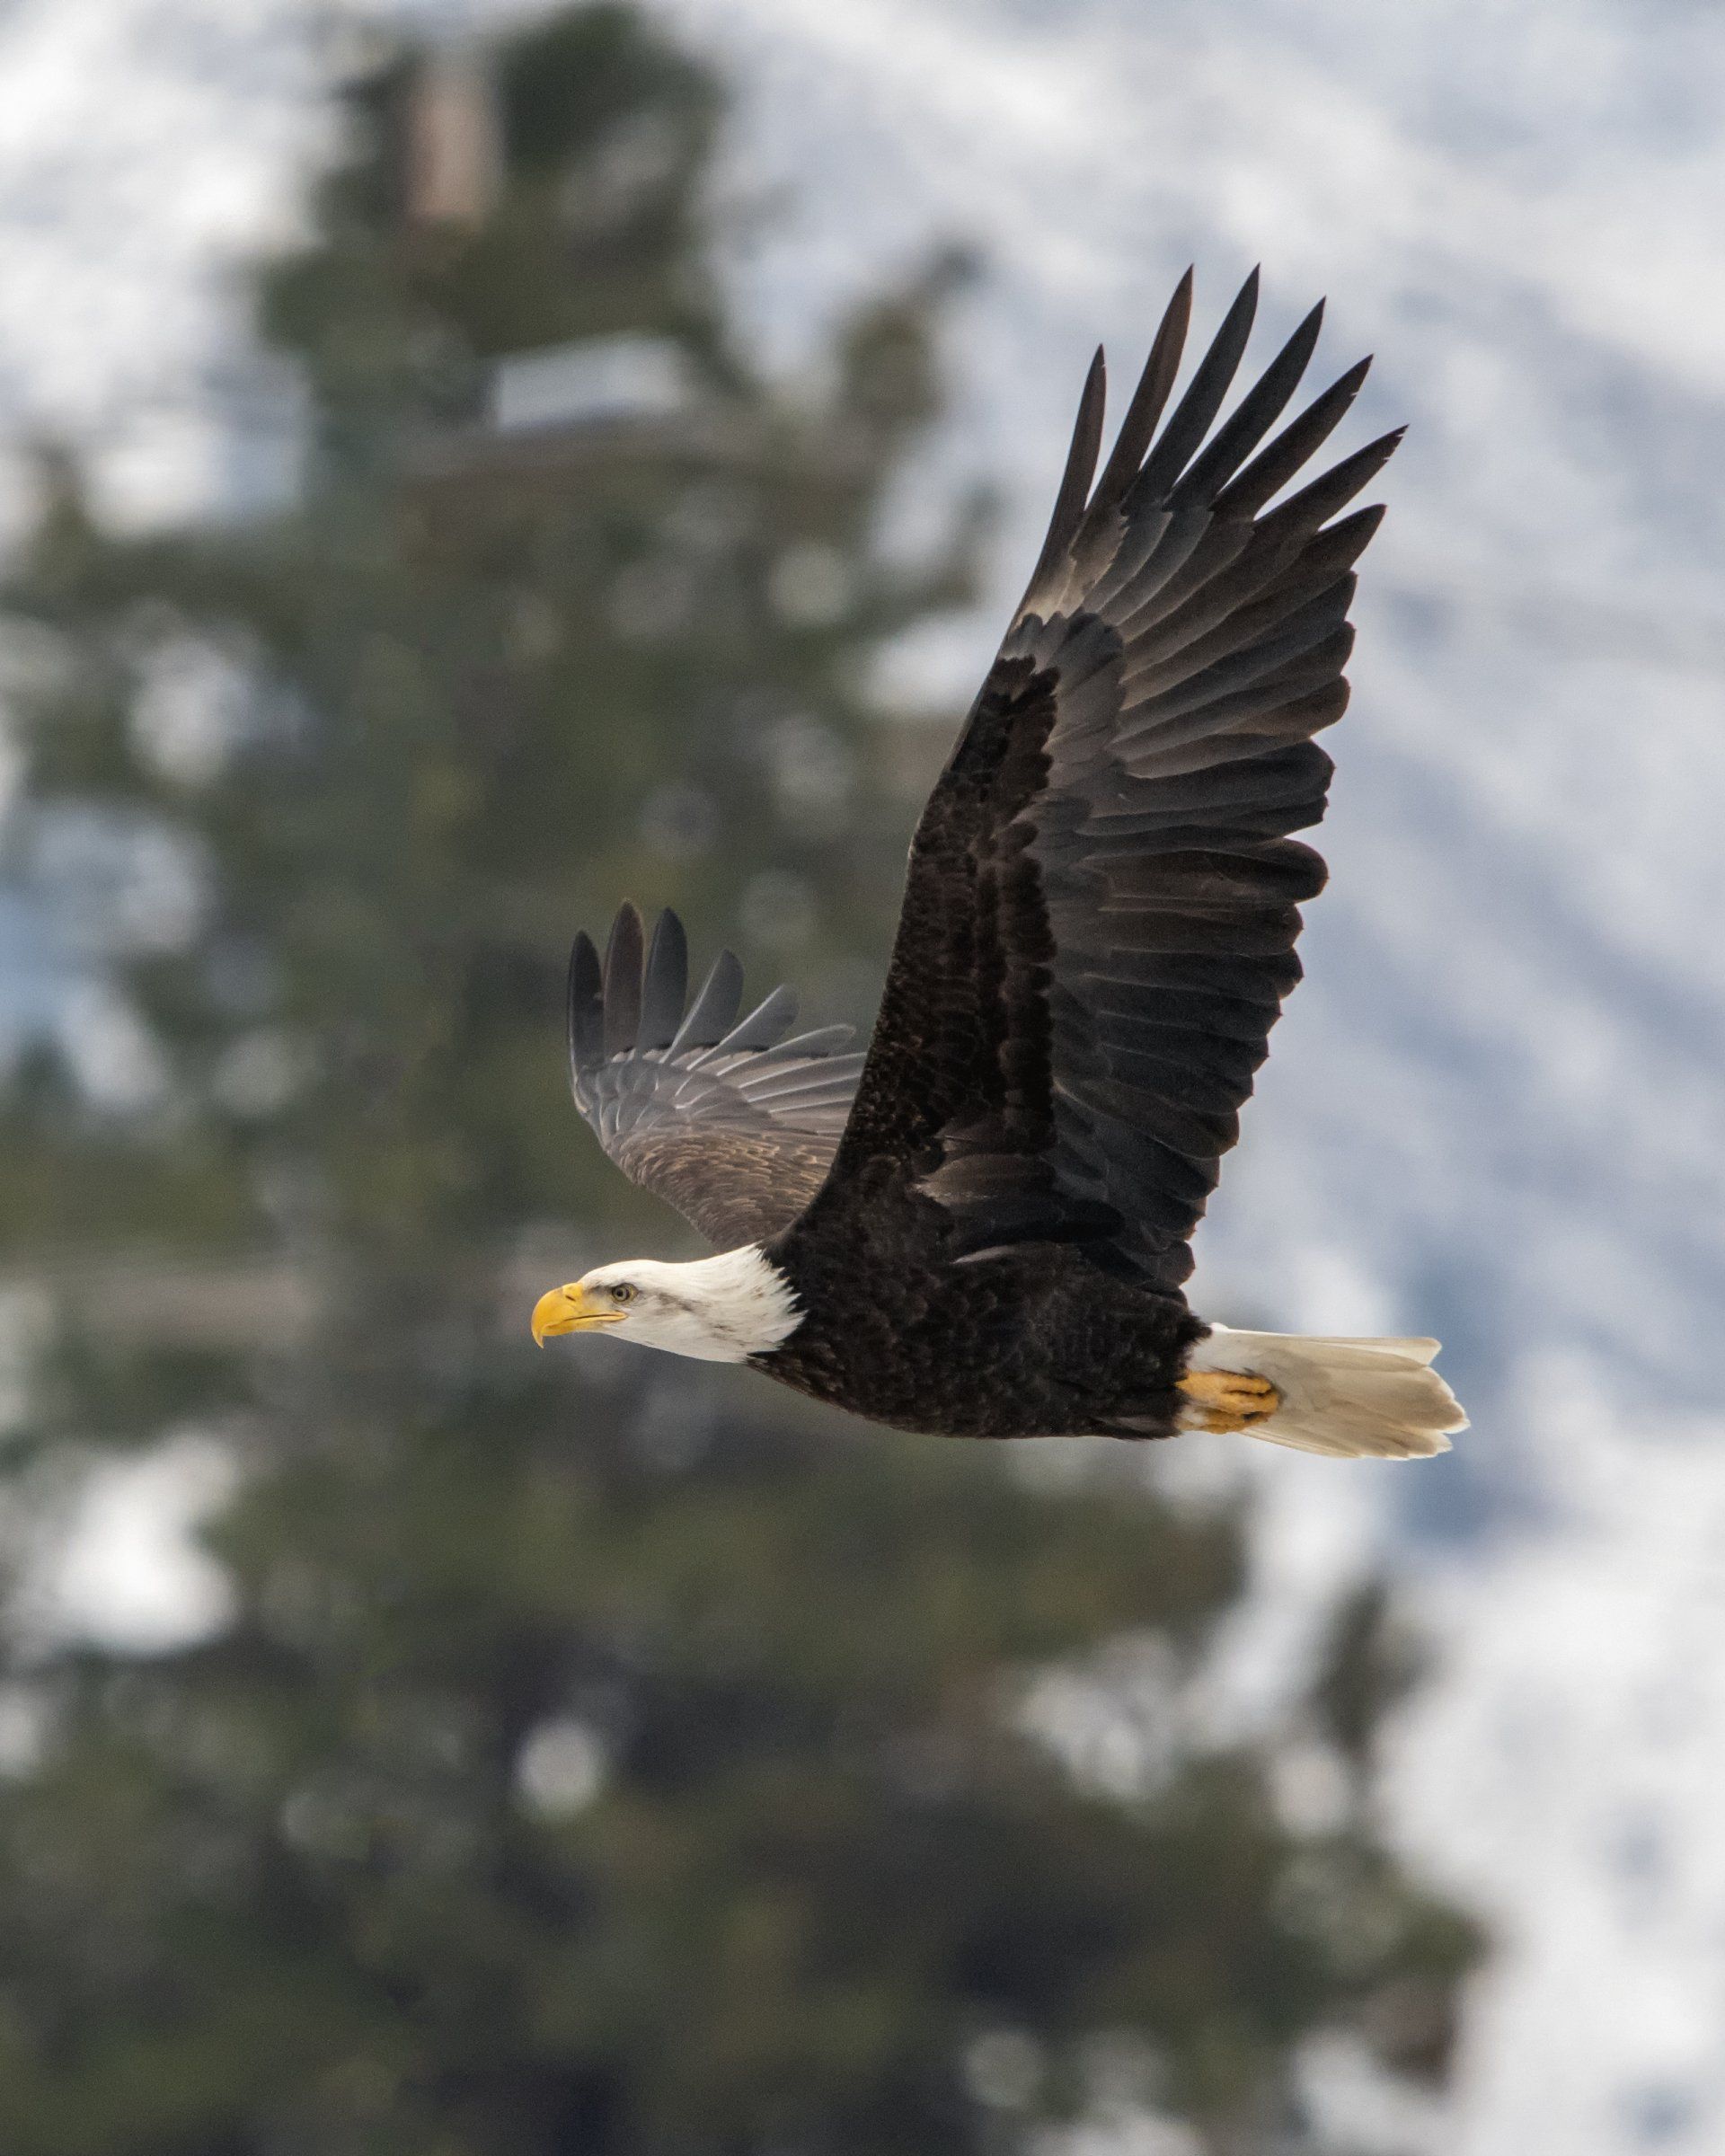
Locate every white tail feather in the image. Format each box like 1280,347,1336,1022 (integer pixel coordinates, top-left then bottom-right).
1189,1325,1467,1459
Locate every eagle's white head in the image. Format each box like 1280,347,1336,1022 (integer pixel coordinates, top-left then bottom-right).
531,1245,801,1365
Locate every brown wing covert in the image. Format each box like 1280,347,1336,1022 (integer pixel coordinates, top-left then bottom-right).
567,904,862,1247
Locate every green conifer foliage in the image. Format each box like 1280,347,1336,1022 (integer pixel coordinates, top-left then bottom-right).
0,10,1479,2151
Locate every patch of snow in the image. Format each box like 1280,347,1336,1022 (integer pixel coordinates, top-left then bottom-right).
23,1430,237,1655
1386,1372,1725,2156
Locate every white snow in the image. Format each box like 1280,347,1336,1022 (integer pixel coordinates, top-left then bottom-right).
1386,1377,1725,2156
19,1430,237,1655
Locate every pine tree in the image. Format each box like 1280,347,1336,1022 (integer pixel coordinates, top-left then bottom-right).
0,10,1479,2152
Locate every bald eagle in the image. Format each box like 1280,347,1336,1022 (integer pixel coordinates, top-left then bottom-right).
533,271,1466,1460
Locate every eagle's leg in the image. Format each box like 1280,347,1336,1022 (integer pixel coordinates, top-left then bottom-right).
1176,1368,1282,1434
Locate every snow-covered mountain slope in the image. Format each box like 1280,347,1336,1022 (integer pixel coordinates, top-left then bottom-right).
0,0,333,1044
1385,1383,1725,2156
0,0,321,536
1207,1391,1725,2156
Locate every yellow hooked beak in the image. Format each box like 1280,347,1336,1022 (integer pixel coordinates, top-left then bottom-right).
531,1283,626,1347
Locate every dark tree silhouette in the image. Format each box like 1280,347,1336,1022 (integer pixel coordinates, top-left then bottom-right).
0,11,1479,2152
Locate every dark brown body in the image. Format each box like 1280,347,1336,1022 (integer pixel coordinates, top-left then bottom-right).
761,1177,1204,1439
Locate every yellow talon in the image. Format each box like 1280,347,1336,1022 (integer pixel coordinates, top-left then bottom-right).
1177,1367,1282,1434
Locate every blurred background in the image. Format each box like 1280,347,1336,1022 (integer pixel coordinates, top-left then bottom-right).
0,1,1720,2150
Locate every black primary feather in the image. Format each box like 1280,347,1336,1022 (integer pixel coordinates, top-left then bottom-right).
819,273,1396,1295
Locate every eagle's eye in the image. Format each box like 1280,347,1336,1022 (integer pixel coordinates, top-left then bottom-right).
609,1283,637,1304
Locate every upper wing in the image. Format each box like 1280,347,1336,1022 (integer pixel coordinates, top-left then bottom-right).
826,270,1397,1295
569,903,862,1246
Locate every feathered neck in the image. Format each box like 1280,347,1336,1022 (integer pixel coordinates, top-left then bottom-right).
600,1245,802,1363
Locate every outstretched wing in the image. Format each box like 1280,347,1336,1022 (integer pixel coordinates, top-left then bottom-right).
568,903,863,1246
826,270,1396,1295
